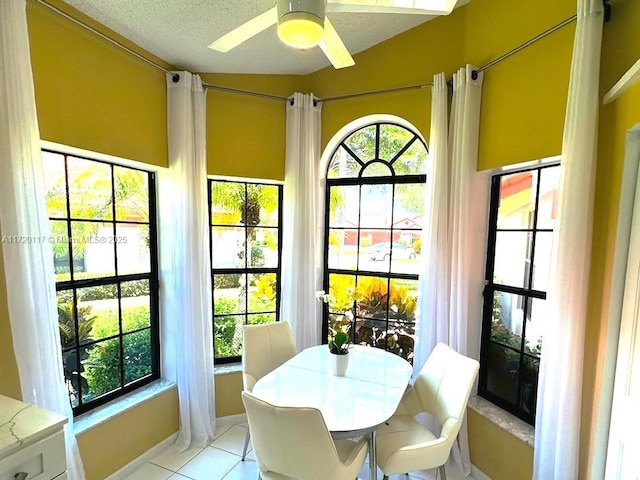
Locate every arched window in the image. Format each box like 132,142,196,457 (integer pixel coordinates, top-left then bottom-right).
323,122,427,363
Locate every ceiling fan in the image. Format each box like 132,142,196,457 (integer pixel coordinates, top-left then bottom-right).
208,0,458,69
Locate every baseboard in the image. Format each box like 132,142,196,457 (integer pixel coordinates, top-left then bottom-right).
104,413,247,480
105,432,179,480
471,464,492,480
216,412,247,427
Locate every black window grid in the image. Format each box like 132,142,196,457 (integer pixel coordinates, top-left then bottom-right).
322,122,428,362
478,163,559,425
45,149,160,416
209,180,284,364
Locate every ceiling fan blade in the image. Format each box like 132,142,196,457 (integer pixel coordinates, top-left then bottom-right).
327,0,458,15
318,18,355,69
208,6,278,52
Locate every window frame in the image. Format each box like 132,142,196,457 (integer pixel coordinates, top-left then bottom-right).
208,179,284,365
478,163,560,425
321,122,427,360
44,149,161,416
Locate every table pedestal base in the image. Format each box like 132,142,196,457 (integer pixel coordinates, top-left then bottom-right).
369,430,377,480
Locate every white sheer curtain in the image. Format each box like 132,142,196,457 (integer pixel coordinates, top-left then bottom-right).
280,92,323,350
161,71,215,450
448,66,489,362
533,1,604,478
414,72,450,373
0,1,85,478
447,65,489,477
415,67,488,477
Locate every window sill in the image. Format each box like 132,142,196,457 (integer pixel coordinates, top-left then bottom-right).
214,362,242,375
73,379,176,435
467,395,535,447
74,365,241,435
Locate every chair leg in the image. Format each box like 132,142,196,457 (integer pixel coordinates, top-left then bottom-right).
242,428,251,461
438,465,447,480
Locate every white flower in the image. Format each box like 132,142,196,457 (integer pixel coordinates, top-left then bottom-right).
315,290,331,304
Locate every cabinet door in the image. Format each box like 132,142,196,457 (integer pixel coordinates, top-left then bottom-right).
0,430,66,480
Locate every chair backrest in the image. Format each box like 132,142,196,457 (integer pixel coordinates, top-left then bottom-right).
242,391,344,480
412,343,479,441
242,321,297,391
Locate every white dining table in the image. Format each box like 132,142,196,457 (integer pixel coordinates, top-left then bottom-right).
252,344,413,479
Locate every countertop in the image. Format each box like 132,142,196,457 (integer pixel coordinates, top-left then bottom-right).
0,395,67,459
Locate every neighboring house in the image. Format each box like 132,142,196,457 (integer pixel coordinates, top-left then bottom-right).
334,216,423,247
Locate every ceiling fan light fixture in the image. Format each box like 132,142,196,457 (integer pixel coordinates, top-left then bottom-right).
276,0,326,49
277,14,324,49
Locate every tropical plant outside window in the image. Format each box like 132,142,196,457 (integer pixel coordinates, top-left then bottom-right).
209,180,282,363
43,150,159,415
479,164,560,425
323,122,427,363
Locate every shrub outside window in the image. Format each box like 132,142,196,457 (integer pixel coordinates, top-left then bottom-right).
323,122,427,363
43,150,160,415
209,180,283,364
478,164,560,425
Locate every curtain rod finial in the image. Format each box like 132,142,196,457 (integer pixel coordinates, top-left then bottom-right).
172,73,180,83
603,0,612,22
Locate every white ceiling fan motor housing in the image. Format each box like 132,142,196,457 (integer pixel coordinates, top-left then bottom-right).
276,0,326,28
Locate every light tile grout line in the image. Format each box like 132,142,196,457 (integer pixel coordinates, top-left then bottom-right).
144,424,253,480
135,419,443,480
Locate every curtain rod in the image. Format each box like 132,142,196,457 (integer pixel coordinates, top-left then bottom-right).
202,84,289,102
316,12,591,102
38,0,606,104
471,0,613,79
34,0,288,101
34,0,179,82
471,14,578,80
316,83,432,104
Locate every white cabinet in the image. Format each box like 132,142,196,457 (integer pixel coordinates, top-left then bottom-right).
0,396,67,480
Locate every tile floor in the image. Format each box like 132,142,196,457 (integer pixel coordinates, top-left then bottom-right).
124,421,475,480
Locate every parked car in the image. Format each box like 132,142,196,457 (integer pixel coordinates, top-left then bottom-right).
368,242,416,261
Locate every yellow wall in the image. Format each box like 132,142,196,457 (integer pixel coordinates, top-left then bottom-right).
582,0,640,475
201,73,304,181
463,0,576,170
27,0,170,168
308,7,465,150
0,227,21,401
77,389,178,480
468,410,534,480
214,372,245,417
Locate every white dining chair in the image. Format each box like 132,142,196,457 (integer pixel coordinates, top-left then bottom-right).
242,391,369,480
375,343,480,480
241,321,297,460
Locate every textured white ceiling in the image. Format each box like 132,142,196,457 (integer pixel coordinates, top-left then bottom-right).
60,0,464,75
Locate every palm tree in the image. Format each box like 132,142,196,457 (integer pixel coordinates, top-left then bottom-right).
210,181,278,227
46,162,150,257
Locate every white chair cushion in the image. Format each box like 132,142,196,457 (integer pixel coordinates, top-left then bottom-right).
376,415,452,475
242,322,297,391
243,391,368,480
261,439,367,480
375,344,479,476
